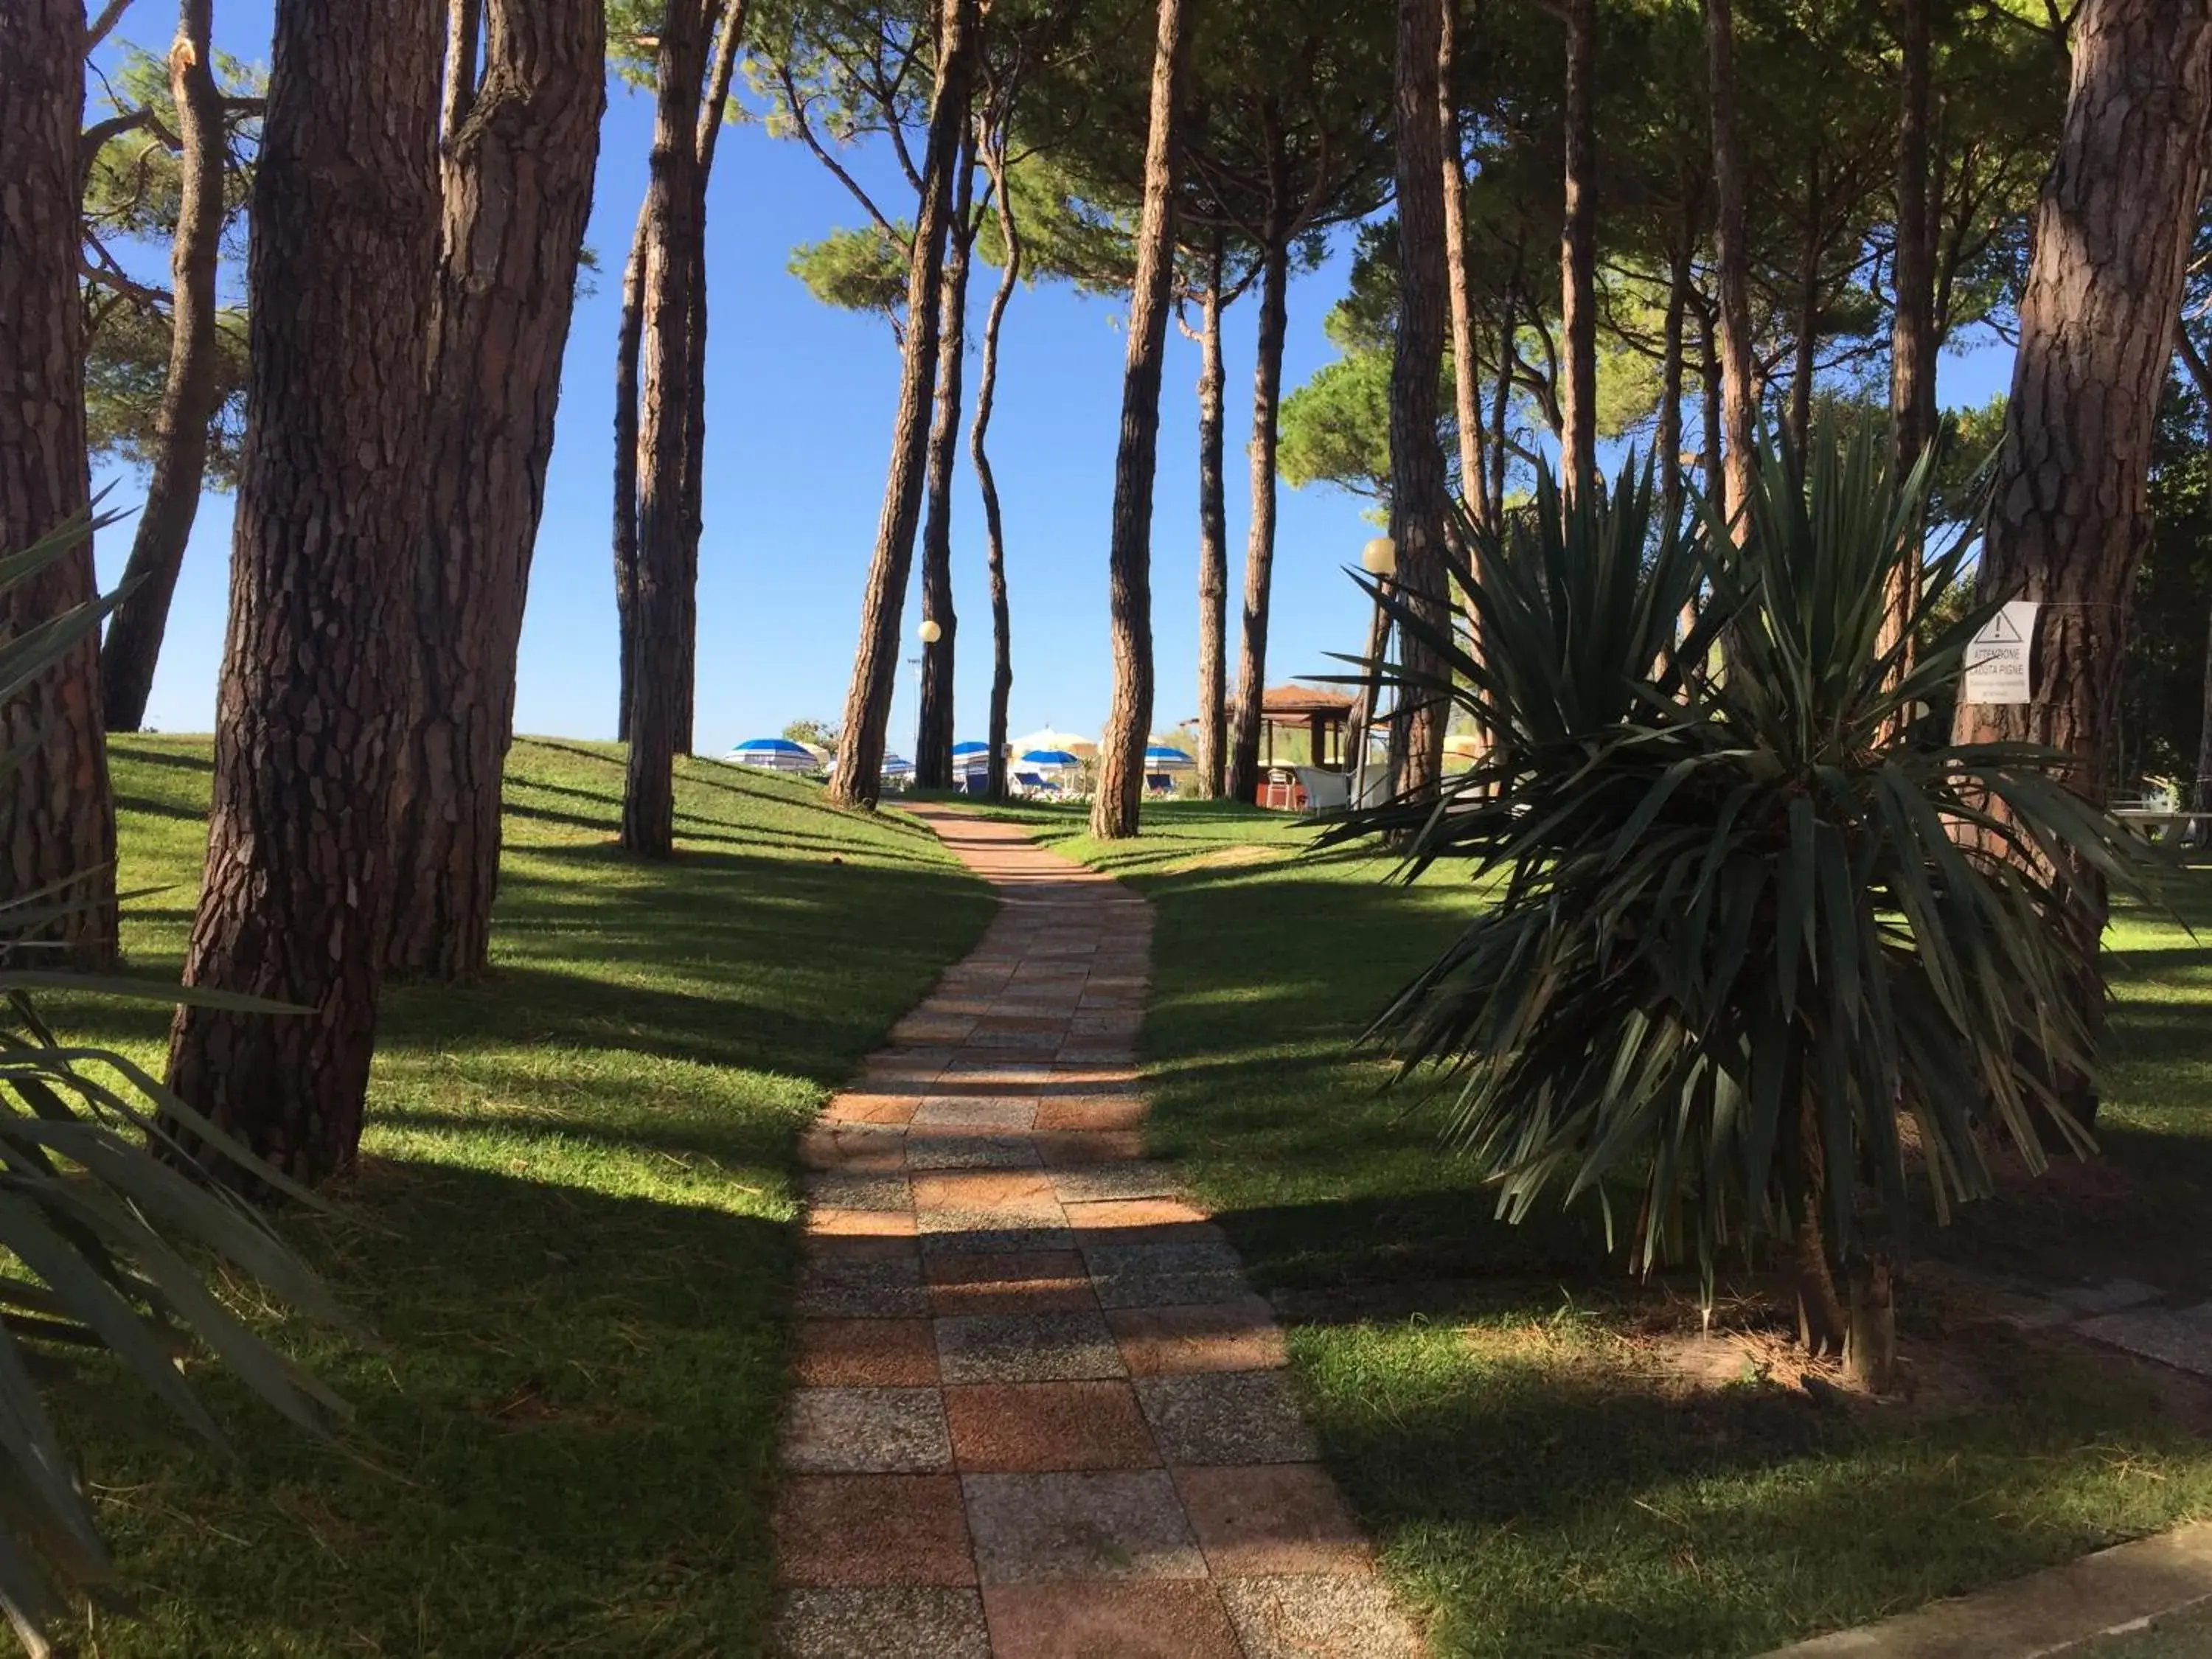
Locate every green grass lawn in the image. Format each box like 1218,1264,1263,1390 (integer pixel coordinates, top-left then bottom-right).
997,796,2212,1659
55,737,993,1657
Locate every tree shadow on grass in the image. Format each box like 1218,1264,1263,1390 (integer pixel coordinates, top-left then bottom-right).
60,1157,801,1658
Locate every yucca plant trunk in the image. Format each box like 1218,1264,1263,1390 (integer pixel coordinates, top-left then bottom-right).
827,0,977,809
1952,0,2212,1127
916,142,977,793
386,0,605,981
98,0,227,738
1194,241,1229,801
166,0,444,1186
0,0,119,967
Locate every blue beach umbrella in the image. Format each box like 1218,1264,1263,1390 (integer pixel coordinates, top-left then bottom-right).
880,754,915,776
727,737,817,772
1143,744,1196,770
952,740,992,759
1018,748,1079,768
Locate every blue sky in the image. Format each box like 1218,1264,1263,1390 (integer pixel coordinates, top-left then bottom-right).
89,10,2015,754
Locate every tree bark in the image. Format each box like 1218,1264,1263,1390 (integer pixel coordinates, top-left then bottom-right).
1704,0,1759,533
0,0,116,964
669,0,748,760
1490,286,1513,518
613,198,648,744
164,0,443,1186
1089,0,1190,841
917,134,978,791
621,0,707,856
1441,0,1486,532
1659,206,1692,527
1700,299,1724,498
973,116,1019,804
1226,229,1291,807
1558,0,1598,502
1388,0,1453,805
1194,236,1230,801
1952,0,2212,1128
827,0,978,809
1787,153,1822,459
1886,0,1935,675
97,0,227,737
385,0,605,980
439,0,481,143
1891,0,1935,474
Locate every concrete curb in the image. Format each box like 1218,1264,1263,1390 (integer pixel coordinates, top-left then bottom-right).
1759,1524,2212,1658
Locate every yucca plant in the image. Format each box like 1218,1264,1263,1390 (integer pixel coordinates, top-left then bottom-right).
0,517,349,1655
1339,424,2150,1391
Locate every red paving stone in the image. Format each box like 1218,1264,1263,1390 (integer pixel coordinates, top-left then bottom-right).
981,1581,1244,1658
772,806,1421,1657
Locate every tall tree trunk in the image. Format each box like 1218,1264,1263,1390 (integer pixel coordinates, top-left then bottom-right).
97,0,227,737
1659,208,1692,527
1886,0,1935,674
1788,152,1822,458
1089,0,1189,840
1704,0,1759,532
1700,299,1724,495
1558,0,1597,501
1441,0,1487,531
1891,0,1935,472
1389,0,1453,805
669,0,748,760
1194,237,1230,801
973,116,1018,804
164,0,443,1186
1226,223,1291,807
827,0,978,809
917,136,977,791
385,0,605,981
620,0,707,856
613,199,647,743
1490,287,1512,516
1,0,116,964
1952,0,2212,1130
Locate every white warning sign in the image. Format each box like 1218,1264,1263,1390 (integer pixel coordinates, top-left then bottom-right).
1964,600,2037,705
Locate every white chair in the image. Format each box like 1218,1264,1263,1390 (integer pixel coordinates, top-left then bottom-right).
1293,765,1350,815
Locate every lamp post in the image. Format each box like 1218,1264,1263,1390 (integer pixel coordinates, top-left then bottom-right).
1346,536,1397,806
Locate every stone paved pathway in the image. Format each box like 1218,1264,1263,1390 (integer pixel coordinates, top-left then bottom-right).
771,807,1424,1659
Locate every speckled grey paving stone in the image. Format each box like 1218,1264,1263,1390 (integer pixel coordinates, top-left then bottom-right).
1051,1161,1184,1203
1135,1371,1320,1464
2054,1278,2165,1317
805,1171,914,1214
1093,1271,1254,1310
771,1586,992,1658
782,1388,952,1473
962,1470,1206,1583
936,1310,1126,1382
1217,1574,1424,1658
1086,1239,1245,1277
909,1096,1039,1131
902,1133,1042,1171
2077,1308,2212,1376
919,1224,1080,1257
796,1260,930,1319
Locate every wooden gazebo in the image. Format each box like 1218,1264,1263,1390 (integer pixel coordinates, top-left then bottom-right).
1239,682,1354,768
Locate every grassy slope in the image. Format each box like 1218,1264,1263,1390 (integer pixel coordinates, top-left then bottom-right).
1001,797,2212,1659
61,737,992,1658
